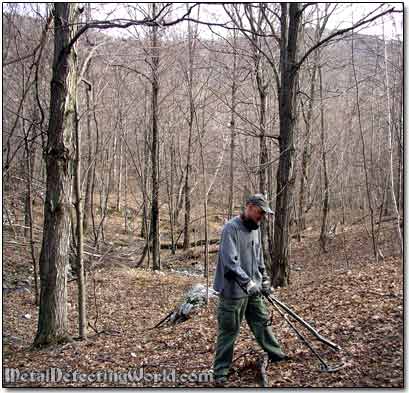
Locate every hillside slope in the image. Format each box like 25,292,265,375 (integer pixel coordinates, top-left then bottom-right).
3,223,403,387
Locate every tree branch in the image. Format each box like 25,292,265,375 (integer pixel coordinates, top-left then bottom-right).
60,3,200,62
296,6,397,70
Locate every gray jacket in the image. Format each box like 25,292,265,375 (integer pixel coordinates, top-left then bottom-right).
213,216,265,298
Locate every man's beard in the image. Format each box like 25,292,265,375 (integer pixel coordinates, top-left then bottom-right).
240,213,260,231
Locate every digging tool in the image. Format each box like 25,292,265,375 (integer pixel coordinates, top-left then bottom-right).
231,276,345,373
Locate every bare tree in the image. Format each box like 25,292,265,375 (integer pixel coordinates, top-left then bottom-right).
182,5,199,251
34,3,79,347
383,18,403,256
150,3,161,270
318,64,330,253
228,29,238,219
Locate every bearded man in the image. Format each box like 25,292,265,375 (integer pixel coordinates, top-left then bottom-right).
212,194,288,385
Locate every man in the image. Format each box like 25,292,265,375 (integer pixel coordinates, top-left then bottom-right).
212,194,287,385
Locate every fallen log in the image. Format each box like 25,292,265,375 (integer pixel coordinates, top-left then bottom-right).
375,215,403,226
160,238,219,250
152,284,218,328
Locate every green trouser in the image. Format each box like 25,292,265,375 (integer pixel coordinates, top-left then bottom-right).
213,294,285,378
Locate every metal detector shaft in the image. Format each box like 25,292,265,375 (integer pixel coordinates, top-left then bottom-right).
269,299,331,370
230,276,344,372
264,293,341,351
230,275,340,351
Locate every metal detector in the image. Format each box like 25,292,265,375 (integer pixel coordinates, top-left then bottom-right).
233,277,345,372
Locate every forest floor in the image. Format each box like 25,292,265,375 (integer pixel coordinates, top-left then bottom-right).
2,218,403,387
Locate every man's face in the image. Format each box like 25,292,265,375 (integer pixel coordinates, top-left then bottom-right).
245,203,266,225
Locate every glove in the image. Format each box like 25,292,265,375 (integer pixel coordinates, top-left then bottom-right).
261,273,273,297
245,280,261,296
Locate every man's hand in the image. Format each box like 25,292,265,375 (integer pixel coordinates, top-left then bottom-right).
261,275,273,297
246,280,261,296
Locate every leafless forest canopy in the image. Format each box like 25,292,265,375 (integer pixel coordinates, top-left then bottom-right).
3,6,403,228
2,2,403,366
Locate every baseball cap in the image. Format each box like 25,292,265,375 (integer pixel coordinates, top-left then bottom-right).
246,193,273,214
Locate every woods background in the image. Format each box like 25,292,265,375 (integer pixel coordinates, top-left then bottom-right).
2,3,404,387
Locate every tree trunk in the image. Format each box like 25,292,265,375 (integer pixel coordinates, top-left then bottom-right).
82,5,93,233
318,65,329,253
116,115,123,211
168,137,176,254
82,75,93,233
90,85,99,246
271,3,301,288
183,142,192,251
228,30,238,220
34,3,78,347
298,62,317,238
141,86,149,239
267,138,274,260
73,78,87,340
249,14,271,274
117,136,123,211
183,17,196,251
22,77,39,306
124,144,129,233
351,31,378,261
150,3,161,270
258,84,271,273
383,23,403,255
197,102,209,303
